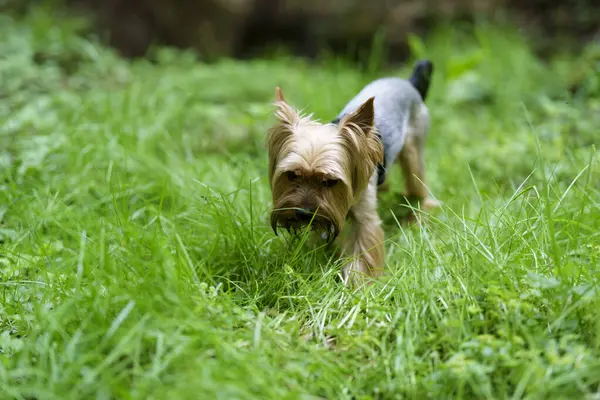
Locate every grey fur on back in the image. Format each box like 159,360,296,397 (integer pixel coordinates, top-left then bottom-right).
333,77,427,185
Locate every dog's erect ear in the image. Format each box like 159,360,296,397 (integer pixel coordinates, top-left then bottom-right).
275,86,286,102
338,96,383,193
272,86,299,127
345,97,375,133
268,86,298,183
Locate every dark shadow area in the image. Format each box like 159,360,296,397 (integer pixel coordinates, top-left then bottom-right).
7,0,598,64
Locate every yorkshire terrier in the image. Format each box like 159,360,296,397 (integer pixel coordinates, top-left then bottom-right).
267,60,440,285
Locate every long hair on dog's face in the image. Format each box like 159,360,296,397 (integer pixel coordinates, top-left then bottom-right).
267,87,383,241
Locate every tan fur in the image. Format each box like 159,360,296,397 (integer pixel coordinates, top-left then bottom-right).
267,87,434,287
387,106,441,223
339,172,385,285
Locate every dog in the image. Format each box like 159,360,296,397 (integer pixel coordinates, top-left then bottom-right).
267,60,440,285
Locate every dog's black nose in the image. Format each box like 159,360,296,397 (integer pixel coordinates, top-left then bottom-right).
295,208,314,221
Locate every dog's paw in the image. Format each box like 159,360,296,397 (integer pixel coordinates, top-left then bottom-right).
396,195,441,226
341,260,379,288
422,197,442,211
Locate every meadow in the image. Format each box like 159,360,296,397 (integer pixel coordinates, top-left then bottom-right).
1,6,599,399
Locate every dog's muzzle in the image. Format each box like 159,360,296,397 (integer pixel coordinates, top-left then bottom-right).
270,208,339,243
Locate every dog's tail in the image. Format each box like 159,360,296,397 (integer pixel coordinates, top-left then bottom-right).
408,60,433,102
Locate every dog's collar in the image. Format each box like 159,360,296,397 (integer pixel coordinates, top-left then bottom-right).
331,117,387,186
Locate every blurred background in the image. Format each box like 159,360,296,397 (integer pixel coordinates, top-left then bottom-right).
3,0,599,64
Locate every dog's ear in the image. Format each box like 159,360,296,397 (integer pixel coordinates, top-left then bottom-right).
339,97,383,193
275,86,286,102
272,86,299,127
345,97,375,133
268,86,298,184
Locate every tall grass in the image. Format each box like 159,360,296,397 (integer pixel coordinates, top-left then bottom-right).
1,7,599,399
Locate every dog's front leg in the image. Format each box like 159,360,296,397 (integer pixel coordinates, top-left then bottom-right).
341,180,385,286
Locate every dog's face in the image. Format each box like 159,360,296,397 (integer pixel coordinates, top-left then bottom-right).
267,87,383,242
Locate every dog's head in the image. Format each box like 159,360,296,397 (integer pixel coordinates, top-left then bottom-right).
267,87,383,241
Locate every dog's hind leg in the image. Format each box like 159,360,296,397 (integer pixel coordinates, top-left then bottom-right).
397,105,440,220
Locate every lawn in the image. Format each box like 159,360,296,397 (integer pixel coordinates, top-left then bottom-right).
1,7,600,400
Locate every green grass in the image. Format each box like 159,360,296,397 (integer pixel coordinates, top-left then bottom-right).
1,7,600,400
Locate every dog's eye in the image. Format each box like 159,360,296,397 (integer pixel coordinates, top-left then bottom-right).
286,171,298,181
322,179,339,188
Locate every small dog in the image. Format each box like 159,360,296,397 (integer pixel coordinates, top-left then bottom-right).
267,60,439,285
